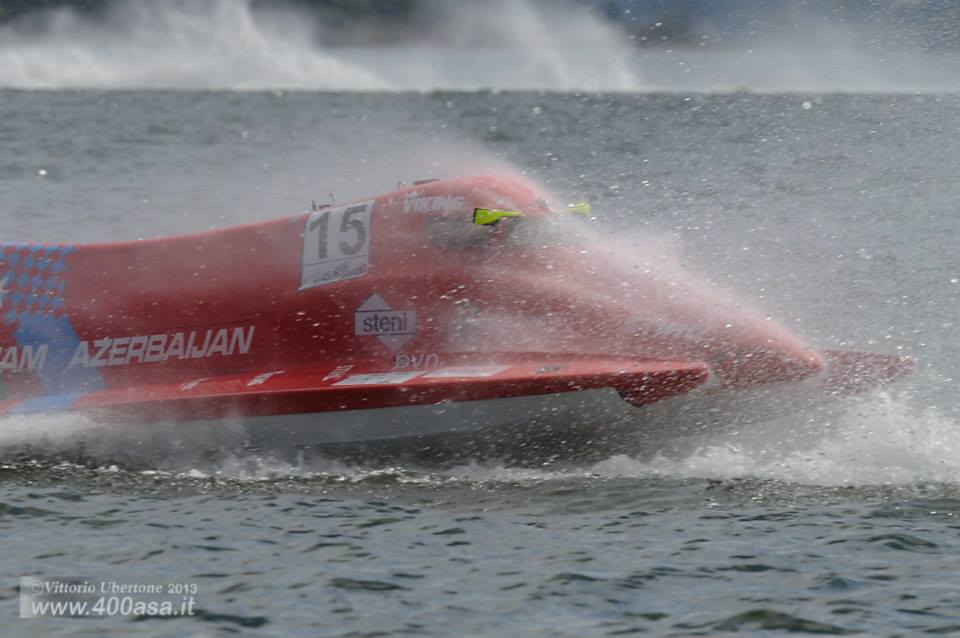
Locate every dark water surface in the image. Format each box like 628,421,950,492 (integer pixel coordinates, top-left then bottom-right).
2,90,959,636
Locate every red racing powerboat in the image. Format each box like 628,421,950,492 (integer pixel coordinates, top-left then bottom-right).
0,174,912,463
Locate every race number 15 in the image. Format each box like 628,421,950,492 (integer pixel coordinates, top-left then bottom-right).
300,201,373,289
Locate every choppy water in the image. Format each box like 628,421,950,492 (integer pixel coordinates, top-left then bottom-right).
3,85,960,636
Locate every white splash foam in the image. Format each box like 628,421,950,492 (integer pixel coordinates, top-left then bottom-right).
3,387,950,488
183,452,360,481
0,0,641,91
0,410,99,455
587,390,960,486
4,0,960,93
0,0,385,90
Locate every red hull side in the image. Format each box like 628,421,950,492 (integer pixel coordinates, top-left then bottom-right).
0,174,910,432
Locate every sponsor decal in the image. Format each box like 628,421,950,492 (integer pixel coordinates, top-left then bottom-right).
403,192,465,214
423,365,509,378
0,242,104,399
301,201,373,289
247,370,284,386
180,378,209,391
67,326,254,370
0,344,47,372
394,353,439,370
333,371,422,386
322,364,353,381
354,293,416,353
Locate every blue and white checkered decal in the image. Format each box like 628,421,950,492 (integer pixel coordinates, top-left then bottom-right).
0,242,105,411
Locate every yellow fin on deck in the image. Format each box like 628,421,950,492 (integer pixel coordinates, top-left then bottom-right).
473,208,524,226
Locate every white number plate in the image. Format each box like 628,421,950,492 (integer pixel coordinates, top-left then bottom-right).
300,201,373,289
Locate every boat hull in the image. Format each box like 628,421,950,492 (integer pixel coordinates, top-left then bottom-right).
0,174,913,465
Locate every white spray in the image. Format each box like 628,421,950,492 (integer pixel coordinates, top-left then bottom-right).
0,0,642,91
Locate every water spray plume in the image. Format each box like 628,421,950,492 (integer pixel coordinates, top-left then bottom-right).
0,0,641,91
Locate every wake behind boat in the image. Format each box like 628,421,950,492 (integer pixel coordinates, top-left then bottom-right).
0,174,912,464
